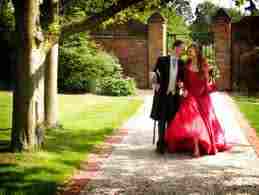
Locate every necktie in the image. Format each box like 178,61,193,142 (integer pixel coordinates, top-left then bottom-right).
167,56,178,95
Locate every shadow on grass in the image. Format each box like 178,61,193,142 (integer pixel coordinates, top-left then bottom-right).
0,126,115,195
0,140,10,153
0,164,57,195
44,127,114,154
0,129,11,131
234,95,259,103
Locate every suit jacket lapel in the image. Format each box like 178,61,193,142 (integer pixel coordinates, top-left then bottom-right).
166,56,171,74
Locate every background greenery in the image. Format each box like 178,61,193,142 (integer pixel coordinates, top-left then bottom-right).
59,32,137,95
0,0,15,89
234,95,259,134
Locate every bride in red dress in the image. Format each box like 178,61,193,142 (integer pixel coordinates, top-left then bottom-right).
164,44,231,157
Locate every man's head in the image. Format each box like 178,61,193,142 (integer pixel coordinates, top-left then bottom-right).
172,40,184,57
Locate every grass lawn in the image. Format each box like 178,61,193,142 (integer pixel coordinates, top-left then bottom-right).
233,95,259,134
0,91,143,195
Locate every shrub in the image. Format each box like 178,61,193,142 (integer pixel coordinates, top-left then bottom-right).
58,45,91,92
59,33,119,92
0,0,15,31
58,33,136,96
97,76,136,96
0,0,15,89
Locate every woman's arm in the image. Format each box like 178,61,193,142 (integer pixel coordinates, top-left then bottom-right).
202,61,217,93
202,60,209,81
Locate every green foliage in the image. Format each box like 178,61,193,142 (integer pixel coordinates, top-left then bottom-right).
161,7,190,34
61,0,115,24
233,0,259,15
0,91,12,130
0,0,15,31
191,1,244,26
59,33,136,95
190,1,217,44
61,0,193,29
97,76,137,96
234,95,259,134
190,1,244,44
201,45,220,82
47,21,61,36
208,62,221,82
227,8,244,22
162,0,193,22
233,0,246,6
0,0,15,88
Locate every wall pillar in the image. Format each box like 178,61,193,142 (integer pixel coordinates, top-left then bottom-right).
148,12,167,87
211,9,232,90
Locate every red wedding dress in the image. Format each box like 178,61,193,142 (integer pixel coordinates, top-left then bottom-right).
165,61,231,155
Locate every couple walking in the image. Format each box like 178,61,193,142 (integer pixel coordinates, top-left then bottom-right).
150,40,231,157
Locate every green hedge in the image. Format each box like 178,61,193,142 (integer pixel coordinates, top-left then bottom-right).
97,76,136,96
58,33,136,96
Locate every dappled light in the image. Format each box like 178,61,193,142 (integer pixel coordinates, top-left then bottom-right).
0,93,142,195
80,94,259,194
0,0,259,194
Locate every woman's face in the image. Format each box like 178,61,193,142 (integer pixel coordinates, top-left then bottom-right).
187,47,197,58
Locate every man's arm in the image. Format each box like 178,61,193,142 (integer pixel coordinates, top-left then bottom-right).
176,59,185,95
152,57,162,83
177,59,185,82
151,57,162,91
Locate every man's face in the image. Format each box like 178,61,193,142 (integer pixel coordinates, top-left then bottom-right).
175,44,184,56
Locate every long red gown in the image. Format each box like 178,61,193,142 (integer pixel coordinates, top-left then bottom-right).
164,61,231,155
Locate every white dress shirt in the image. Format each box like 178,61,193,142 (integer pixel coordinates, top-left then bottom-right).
167,55,178,95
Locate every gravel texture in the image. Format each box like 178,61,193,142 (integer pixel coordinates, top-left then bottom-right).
78,92,259,195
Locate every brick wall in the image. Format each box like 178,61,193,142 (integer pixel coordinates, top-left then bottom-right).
212,9,259,91
231,16,259,92
211,9,232,90
94,37,148,88
90,13,167,89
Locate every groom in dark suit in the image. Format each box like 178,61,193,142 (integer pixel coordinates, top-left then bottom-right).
150,40,185,154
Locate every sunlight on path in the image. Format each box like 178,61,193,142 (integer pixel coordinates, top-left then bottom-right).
80,92,259,195
210,92,248,145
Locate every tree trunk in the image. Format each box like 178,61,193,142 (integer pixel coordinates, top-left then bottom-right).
44,0,59,128
9,0,149,152
11,0,45,152
45,43,59,127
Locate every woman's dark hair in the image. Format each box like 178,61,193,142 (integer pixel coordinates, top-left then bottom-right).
172,40,184,49
187,43,207,79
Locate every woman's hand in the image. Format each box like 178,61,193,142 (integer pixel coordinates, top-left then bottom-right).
177,81,184,88
207,82,217,93
182,89,188,97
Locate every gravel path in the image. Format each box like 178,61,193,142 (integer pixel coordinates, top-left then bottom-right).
80,92,259,195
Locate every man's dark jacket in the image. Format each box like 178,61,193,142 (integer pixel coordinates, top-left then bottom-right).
150,55,185,122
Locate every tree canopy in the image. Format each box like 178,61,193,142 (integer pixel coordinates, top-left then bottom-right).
59,0,193,31
232,0,259,15
191,1,244,33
